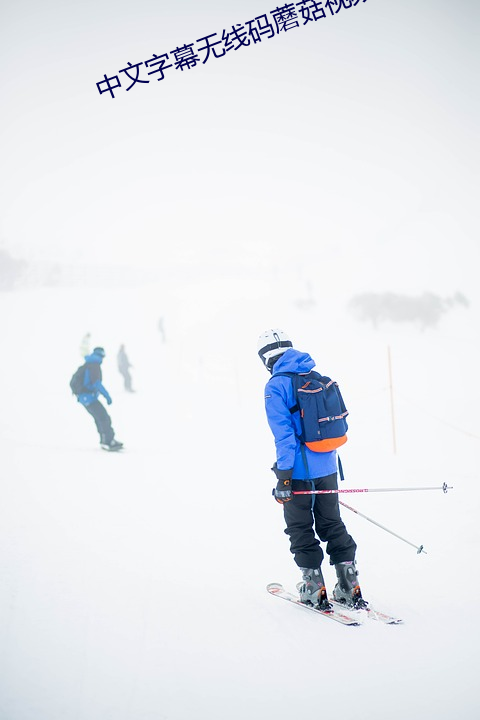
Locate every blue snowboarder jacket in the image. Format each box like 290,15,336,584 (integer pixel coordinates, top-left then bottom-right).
77,351,112,407
264,348,337,480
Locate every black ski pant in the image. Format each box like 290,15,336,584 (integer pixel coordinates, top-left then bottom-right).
83,400,114,444
283,473,357,570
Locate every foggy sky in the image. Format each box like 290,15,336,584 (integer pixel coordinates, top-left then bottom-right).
1,0,479,295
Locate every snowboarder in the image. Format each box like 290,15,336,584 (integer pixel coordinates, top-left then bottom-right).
117,344,134,392
258,328,366,610
74,346,123,451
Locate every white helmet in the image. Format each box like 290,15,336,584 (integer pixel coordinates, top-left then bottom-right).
257,328,293,370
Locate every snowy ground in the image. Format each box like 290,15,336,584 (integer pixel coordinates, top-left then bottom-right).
1,277,479,720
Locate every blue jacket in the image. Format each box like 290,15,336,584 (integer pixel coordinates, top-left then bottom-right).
264,348,337,480
77,351,112,407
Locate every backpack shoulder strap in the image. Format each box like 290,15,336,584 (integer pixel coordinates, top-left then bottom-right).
273,371,303,414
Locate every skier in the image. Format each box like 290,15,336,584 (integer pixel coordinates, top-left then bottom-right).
258,329,366,610
80,332,91,358
75,346,123,451
117,344,134,392
158,316,166,343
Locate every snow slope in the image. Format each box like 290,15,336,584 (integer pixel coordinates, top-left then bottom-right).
1,276,478,720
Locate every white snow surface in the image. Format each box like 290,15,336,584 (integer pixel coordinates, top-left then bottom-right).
1,279,479,720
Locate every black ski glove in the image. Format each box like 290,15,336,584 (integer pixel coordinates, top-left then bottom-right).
271,464,293,504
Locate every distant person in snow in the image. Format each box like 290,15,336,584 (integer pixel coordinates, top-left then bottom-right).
80,332,91,358
158,316,166,343
117,344,134,392
258,328,367,611
71,346,123,452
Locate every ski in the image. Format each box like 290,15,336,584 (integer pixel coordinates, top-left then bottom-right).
267,583,361,626
328,598,403,625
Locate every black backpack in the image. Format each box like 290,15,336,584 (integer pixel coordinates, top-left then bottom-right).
70,364,87,395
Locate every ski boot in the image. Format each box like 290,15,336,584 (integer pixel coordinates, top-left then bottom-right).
101,439,124,452
333,561,368,609
297,568,332,611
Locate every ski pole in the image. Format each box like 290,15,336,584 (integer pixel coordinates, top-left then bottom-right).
338,499,427,554
292,482,452,496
